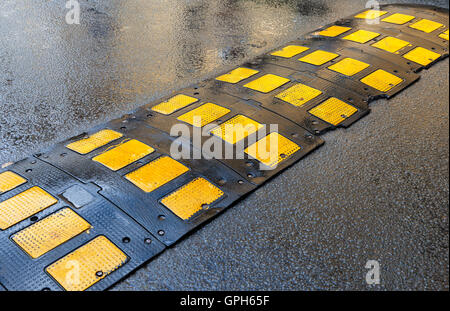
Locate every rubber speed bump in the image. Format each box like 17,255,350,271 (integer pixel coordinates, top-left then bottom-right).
299,50,339,66
93,139,154,171
12,208,91,259
371,37,411,53
0,186,57,230
409,19,444,33
0,171,26,194
343,30,380,43
275,83,323,107
328,58,370,76
46,236,128,291
151,94,199,115
439,30,449,40
355,10,387,20
243,74,290,93
271,45,309,58
245,132,301,169
125,156,189,193
318,25,352,37
308,98,358,126
177,103,231,127
381,13,415,25
403,47,441,66
210,115,263,145
216,67,259,84
161,178,224,220
66,129,123,155
360,69,403,92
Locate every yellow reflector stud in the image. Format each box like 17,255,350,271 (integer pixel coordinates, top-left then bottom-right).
403,47,441,66
125,156,189,193
308,98,358,126
439,30,449,40
12,208,91,259
299,50,339,66
216,67,259,84
318,25,352,37
360,69,403,92
0,187,58,230
328,58,370,76
271,45,310,58
343,30,380,43
0,171,26,194
245,132,301,169
66,129,123,155
93,140,154,171
243,74,290,93
275,83,323,107
177,103,231,127
151,94,199,115
210,115,263,145
371,37,410,53
355,10,388,19
382,13,415,24
161,178,224,220
46,236,127,291
409,19,444,33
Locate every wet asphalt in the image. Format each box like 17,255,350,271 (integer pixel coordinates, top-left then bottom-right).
0,0,449,290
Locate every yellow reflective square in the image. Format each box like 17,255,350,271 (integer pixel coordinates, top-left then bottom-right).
12,208,91,259
177,103,231,127
343,30,380,43
210,115,263,145
151,94,199,115
319,25,352,37
125,156,189,193
161,177,224,220
382,13,415,24
360,69,403,92
0,187,58,230
271,45,310,58
216,67,259,84
308,98,358,126
371,37,410,53
93,139,154,171
66,129,123,155
409,19,444,33
243,74,290,93
355,10,388,19
299,50,339,66
403,47,441,66
46,236,127,291
439,30,449,41
0,171,26,194
328,58,370,76
245,132,301,168
275,83,323,107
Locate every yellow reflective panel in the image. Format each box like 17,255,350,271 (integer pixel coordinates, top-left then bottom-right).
318,25,352,37
328,58,370,76
382,13,415,24
355,10,388,19
409,19,444,33
0,187,58,230
271,45,310,58
66,129,123,155
371,37,410,53
161,177,224,220
0,171,26,194
360,69,403,92
403,47,441,66
243,74,290,93
343,30,380,43
210,115,263,145
245,132,301,169
151,94,198,115
308,98,358,126
12,208,91,259
275,83,323,107
215,67,259,84
439,30,449,40
46,236,127,291
125,156,189,193
177,103,231,127
93,140,154,171
299,50,339,66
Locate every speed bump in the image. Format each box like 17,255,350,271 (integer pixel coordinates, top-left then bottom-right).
319,25,352,37
66,129,123,155
343,30,380,44
271,45,310,58
210,115,263,145
409,19,444,33
328,58,370,76
382,13,415,25
403,47,442,66
308,98,358,126
151,94,199,115
177,103,231,127
0,171,26,194
216,67,259,84
360,69,403,92
355,10,387,20
298,50,339,66
371,37,411,54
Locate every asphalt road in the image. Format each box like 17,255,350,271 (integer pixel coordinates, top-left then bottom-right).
1,0,449,290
